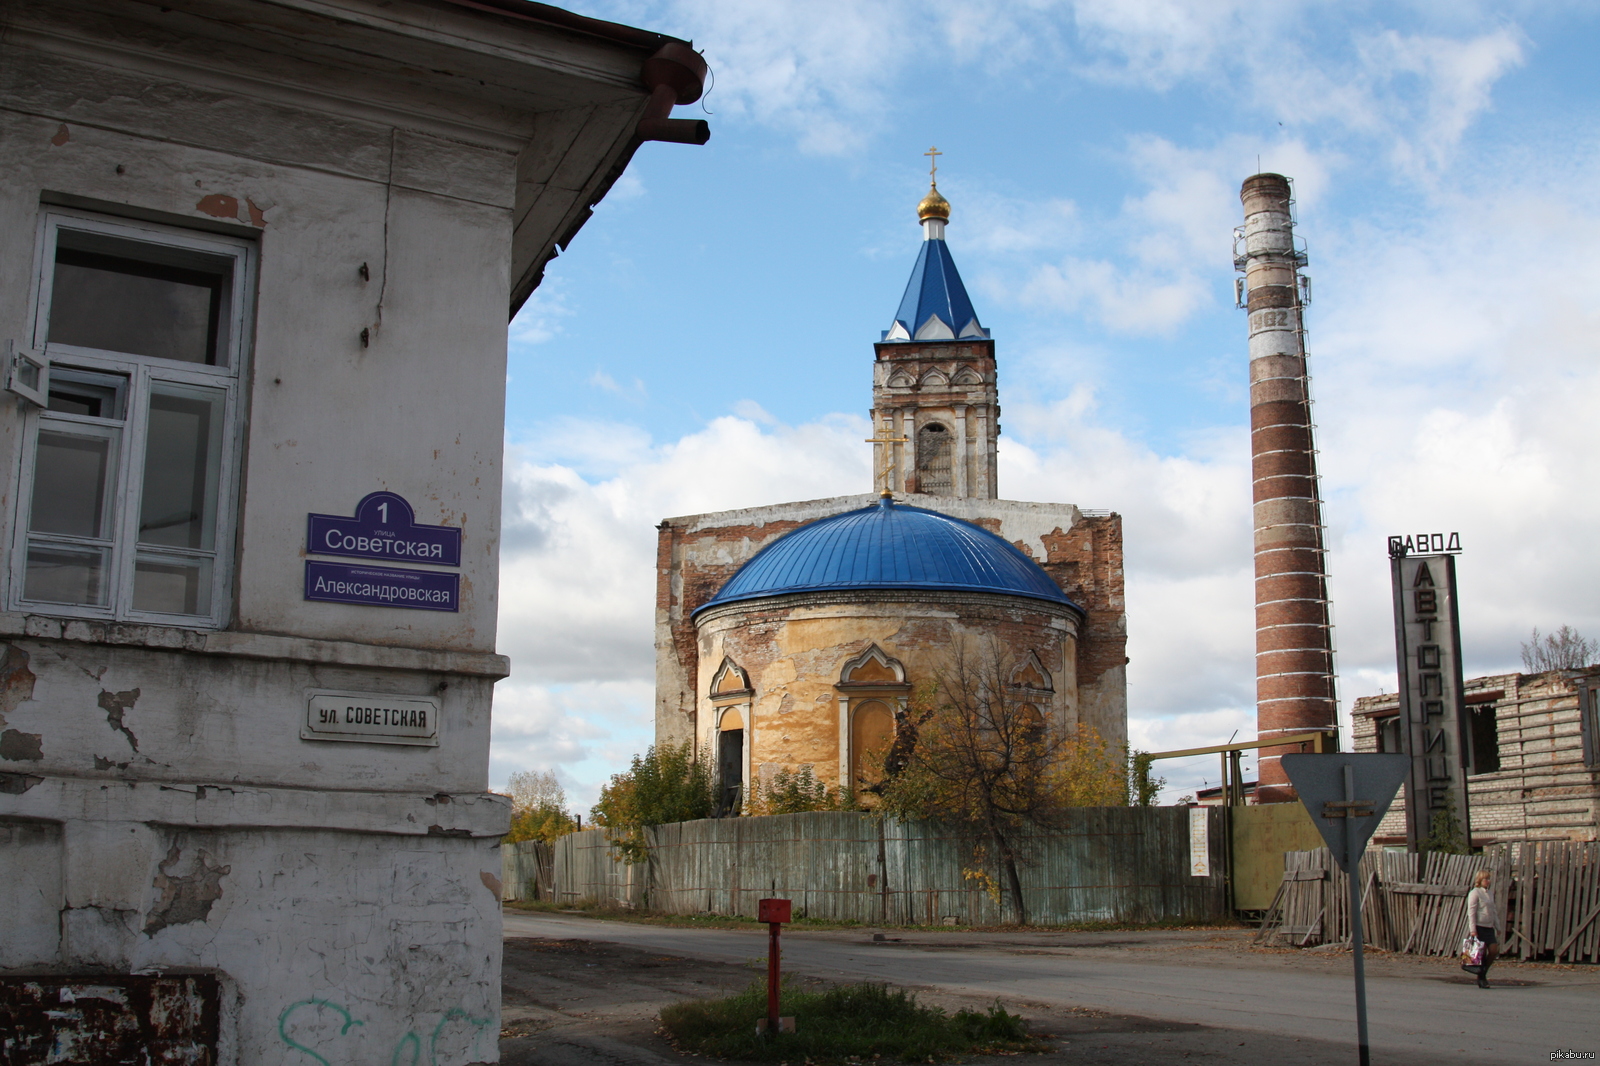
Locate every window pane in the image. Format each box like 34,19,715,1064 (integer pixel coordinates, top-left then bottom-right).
24,543,108,605
48,369,127,420
49,245,226,364
139,385,225,550
133,554,212,616
30,430,114,537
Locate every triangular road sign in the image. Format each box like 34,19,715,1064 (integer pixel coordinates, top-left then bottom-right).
1282,753,1410,872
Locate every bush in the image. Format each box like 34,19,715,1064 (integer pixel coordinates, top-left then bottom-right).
748,765,850,815
659,981,1042,1063
590,742,717,862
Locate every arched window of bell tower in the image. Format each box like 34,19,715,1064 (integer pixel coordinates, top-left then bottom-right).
916,422,953,495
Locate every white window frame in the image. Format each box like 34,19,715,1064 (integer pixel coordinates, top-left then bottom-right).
8,208,254,628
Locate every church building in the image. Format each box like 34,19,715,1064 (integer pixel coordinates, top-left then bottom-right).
654,171,1127,808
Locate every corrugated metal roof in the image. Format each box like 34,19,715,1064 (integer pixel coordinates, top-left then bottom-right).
696,497,1076,615
885,237,988,342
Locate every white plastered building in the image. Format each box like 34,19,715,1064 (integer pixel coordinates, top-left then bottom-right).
0,1,707,1059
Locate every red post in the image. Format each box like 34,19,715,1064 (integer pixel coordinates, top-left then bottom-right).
757,898,791,1034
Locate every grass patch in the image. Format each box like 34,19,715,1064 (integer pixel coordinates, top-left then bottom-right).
659,981,1045,1062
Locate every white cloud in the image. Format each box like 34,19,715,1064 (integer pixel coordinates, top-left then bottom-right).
510,283,574,346
493,412,872,800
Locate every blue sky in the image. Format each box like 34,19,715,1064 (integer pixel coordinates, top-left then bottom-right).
491,1,1600,810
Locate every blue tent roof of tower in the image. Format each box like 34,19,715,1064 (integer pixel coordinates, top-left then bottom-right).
695,498,1078,616
884,231,989,342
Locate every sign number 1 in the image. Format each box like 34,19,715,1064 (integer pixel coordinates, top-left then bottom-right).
377,502,388,524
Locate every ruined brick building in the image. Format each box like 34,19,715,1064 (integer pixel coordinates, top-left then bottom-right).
1353,668,1600,845
654,177,1128,806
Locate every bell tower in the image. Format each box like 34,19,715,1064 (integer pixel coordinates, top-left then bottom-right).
871,150,999,499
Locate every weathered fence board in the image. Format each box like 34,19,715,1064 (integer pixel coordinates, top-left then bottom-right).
1254,841,1600,964
501,840,554,901
542,808,1227,926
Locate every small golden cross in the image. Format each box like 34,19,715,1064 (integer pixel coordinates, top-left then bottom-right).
924,145,941,185
866,432,910,496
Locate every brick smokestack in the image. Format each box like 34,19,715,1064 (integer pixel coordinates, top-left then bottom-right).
1237,173,1337,802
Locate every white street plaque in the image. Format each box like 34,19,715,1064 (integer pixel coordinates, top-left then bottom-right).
1188,806,1210,877
302,689,440,746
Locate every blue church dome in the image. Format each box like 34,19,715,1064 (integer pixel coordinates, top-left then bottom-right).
695,497,1078,616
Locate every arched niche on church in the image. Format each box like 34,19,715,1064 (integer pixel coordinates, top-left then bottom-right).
918,368,949,387
952,365,983,386
834,644,909,800
1010,650,1056,730
1010,651,1053,693
1016,702,1047,745
850,700,895,795
886,369,915,389
709,657,752,699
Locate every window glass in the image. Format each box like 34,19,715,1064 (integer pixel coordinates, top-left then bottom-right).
24,545,109,606
133,555,212,616
30,430,115,538
138,384,225,551
49,239,229,365
47,369,127,419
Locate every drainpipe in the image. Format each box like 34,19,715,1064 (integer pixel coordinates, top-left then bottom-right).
638,42,710,145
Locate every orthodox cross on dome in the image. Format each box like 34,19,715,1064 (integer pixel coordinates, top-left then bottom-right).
924,145,941,186
865,430,909,497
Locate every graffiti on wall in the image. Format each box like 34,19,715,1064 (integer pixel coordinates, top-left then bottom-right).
278,998,492,1065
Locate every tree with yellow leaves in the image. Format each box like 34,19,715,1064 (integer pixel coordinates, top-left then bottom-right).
875,639,1127,924
503,768,579,844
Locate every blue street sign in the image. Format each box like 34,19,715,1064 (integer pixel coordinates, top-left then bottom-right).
307,491,462,567
304,560,459,612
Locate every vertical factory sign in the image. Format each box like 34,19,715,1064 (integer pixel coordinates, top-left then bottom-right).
1388,534,1470,852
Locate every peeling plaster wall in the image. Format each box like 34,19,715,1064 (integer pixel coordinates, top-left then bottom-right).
656,493,1128,757
0,634,492,792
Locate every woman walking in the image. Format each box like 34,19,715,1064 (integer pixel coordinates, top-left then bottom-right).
1464,869,1502,989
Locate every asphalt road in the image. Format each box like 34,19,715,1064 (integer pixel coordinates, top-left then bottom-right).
503,913,1597,1065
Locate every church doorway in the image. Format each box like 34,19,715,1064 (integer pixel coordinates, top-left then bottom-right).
916,423,952,495
717,707,745,815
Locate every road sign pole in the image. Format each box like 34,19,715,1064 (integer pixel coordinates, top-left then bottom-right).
1344,764,1370,1066
1282,753,1408,1066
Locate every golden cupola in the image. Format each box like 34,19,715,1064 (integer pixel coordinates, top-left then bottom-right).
917,184,950,223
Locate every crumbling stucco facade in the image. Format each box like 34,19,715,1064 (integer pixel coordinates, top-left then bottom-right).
1352,668,1600,845
0,1,707,1060
655,493,1128,794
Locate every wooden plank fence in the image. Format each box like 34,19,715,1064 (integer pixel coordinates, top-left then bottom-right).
543,808,1228,926
1506,840,1600,963
501,839,554,901
1256,841,1598,963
